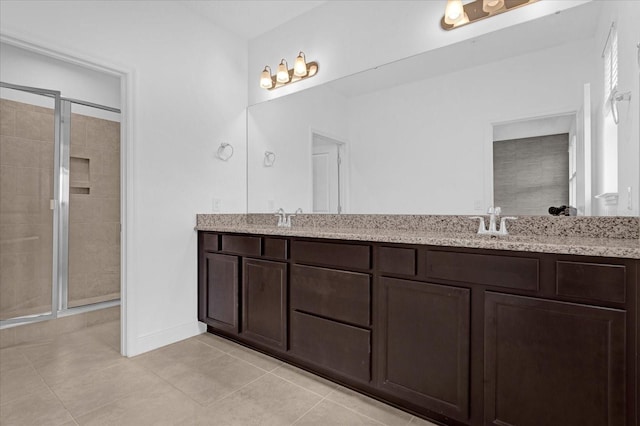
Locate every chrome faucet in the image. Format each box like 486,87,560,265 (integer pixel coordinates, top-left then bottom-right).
275,208,303,228
471,206,516,236
275,208,285,227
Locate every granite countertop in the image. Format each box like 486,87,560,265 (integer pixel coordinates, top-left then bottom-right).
195,223,640,259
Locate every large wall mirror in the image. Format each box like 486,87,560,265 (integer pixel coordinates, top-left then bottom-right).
247,1,639,216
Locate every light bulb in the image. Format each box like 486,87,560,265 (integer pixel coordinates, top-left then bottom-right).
483,0,505,13
444,0,465,25
276,59,290,83
260,66,273,89
293,52,307,77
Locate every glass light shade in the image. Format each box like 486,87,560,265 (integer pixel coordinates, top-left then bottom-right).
276,60,290,83
444,0,465,25
454,12,469,27
260,67,273,89
483,0,505,13
293,53,307,77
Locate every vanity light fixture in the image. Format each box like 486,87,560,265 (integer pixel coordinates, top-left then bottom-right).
441,0,538,30
260,51,319,90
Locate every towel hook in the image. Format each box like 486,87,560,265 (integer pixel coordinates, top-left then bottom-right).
216,143,234,161
264,151,276,167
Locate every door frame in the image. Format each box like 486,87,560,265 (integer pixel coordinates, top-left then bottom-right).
0,32,134,356
308,128,349,214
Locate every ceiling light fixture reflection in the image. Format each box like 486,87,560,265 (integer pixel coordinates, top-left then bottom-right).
441,0,538,31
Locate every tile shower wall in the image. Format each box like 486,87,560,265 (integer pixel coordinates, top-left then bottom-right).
68,110,120,307
0,98,120,320
0,99,55,320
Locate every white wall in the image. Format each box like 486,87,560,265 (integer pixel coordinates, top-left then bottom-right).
248,85,348,212
347,38,594,214
1,42,120,109
248,0,591,105
0,0,248,355
590,0,640,216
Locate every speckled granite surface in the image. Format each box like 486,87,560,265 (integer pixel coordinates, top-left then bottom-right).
196,214,640,259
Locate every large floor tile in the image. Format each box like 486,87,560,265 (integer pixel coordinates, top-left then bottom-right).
50,359,165,418
294,399,384,425
132,338,226,377
0,364,47,406
33,342,123,386
75,382,201,426
272,363,337,397
0,346,31,372
326,386,413,426
161,353,267,406
0,385,75,426
200,374,322,426
227,344,283,372
195,332,244,353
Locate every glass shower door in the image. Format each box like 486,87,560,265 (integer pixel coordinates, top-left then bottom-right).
0,83,60,324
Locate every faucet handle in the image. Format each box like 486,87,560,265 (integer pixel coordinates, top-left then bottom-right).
494,207,501,215
498,216,517,235
470,216,487,234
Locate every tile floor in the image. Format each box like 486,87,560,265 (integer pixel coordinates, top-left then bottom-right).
0,321,438,425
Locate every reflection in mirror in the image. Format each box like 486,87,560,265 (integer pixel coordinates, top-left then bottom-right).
248,1,639,216
492,114,574,216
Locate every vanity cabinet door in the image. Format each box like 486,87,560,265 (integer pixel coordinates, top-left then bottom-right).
377,277,470,422
203,253,239,334
484,292,625,426
241,258,287,350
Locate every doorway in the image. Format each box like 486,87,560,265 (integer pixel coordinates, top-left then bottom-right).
311,132,346,214
0,82,121,328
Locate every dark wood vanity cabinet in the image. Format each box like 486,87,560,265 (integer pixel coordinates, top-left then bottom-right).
200,252,239,334
484,292,626,426
241,258,287,350
377,277,470,421
198,231,638,426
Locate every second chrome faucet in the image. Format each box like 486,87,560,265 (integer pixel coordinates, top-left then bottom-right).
471,206,516,236
275,208,303,228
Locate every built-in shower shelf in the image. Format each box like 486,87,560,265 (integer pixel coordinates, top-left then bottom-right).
70,186,90,195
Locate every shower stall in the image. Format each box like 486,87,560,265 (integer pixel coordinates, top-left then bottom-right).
0,81,121,327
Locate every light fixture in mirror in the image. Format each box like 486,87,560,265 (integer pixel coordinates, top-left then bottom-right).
441,0,539,31
294,52,308,77
444,0,467,26
259,52,319,90
483,0,505,13
277,59,290,83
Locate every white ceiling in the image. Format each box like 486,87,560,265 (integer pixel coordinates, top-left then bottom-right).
178,0,326,40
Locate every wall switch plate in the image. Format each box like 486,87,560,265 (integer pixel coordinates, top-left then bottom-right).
474,200,483,211
213,198,221,212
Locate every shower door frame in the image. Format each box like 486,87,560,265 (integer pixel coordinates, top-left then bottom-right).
0,82,62,326
0,82,122,327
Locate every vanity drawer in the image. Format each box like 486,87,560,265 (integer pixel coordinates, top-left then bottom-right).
290,310,371,382
291,265,370,327
291,240,371,270
202,233,220,252
221,235,261,256
378,246,416,276
264,238,288,260
556,261,626,304
426,250,539,291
